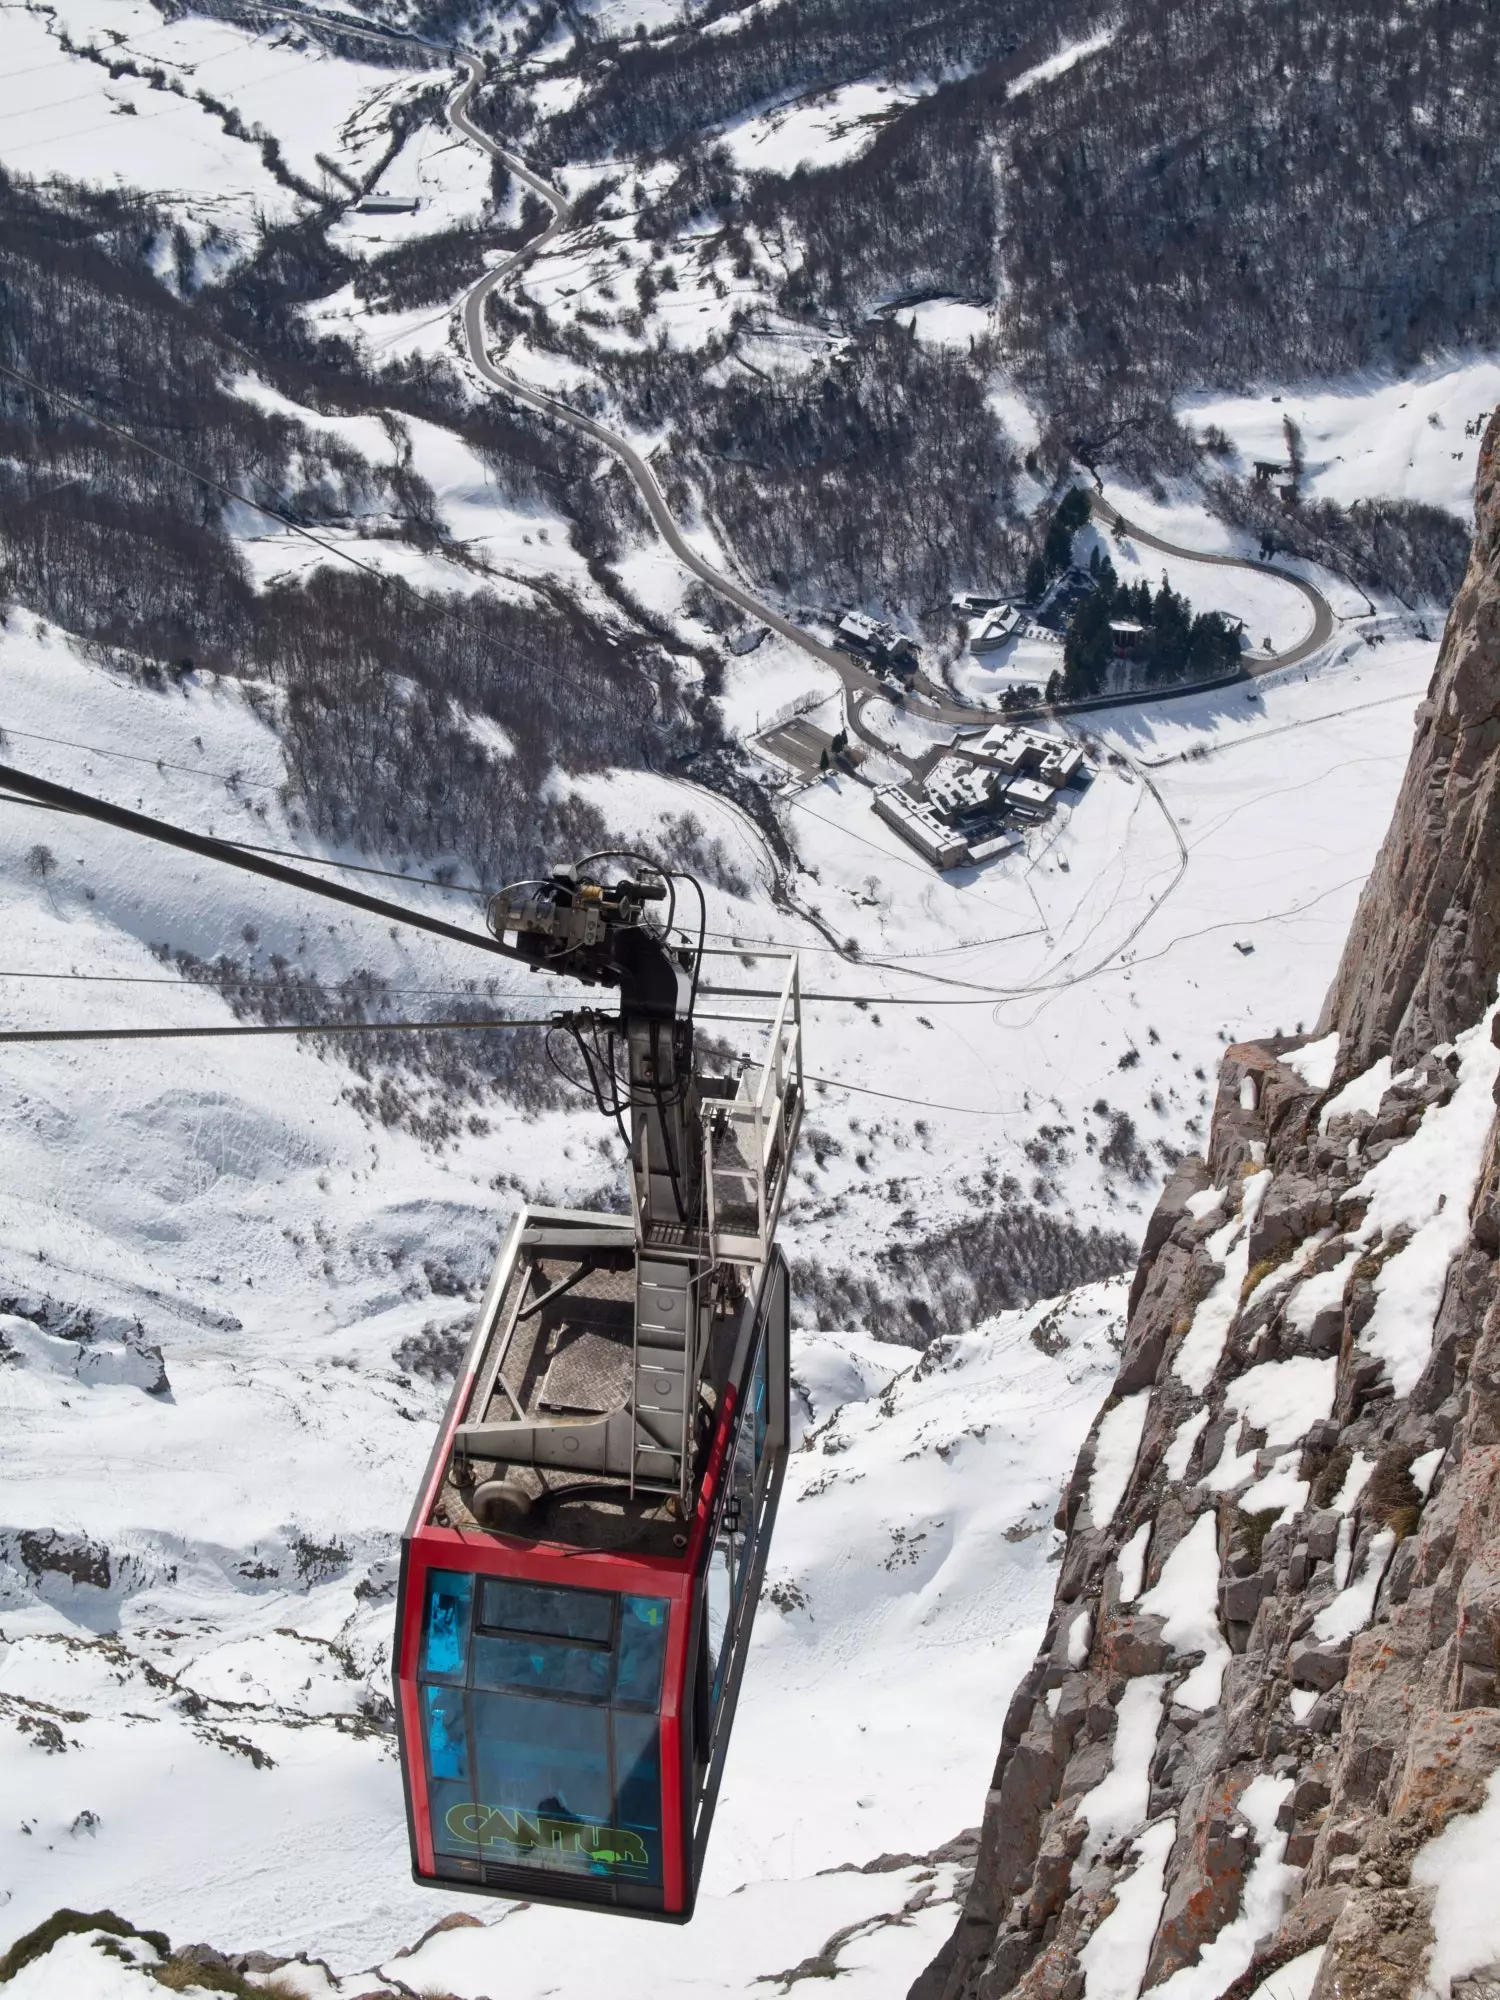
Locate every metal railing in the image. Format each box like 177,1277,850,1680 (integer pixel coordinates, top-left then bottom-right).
702,953,803,1266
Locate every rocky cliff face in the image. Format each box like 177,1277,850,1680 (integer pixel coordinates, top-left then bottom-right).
916,411,1500,2000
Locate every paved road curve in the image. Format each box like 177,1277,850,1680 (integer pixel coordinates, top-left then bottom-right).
445,57,1338,740
1089,493,1336,670
449,60,861,677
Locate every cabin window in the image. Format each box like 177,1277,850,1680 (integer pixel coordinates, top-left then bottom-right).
417,1572,669,1886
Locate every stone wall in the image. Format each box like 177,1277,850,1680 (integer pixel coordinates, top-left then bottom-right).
916,414,1500,2000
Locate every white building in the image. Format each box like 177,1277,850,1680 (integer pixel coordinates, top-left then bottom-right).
923,756,1005,824
971,606,1023,653
970,724,1083,790
873,787,970,870
1004,776,1055,817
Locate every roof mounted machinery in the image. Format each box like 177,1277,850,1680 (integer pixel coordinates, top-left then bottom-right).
395,859,804,1917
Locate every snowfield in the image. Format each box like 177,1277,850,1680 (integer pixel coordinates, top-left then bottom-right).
1181,357,1500,521
0,0,423,243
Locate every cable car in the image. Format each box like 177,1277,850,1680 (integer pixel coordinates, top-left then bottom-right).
395,1211,789,1917
394,870,803,1918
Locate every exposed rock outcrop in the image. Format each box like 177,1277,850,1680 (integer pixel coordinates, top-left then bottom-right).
917,413,1500,2000
1322,414,1500,1074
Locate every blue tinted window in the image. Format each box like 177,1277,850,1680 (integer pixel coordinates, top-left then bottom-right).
418,1582,666,1888
424,1682,468,1779
615,1596,669,1708
422,1571,472,1680
422,1683,474,1859
460,1690,655,1878
472,1633,614,1701
752,1340,769,1465
612,1708,663,1878
479,1579,613,1644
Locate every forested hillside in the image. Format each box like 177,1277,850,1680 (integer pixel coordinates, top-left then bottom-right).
445,0,1494,623
0,168,688,886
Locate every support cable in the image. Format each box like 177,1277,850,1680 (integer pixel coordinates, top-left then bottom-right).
0,361,391,584
0,1016,550,1045
0,759,510,961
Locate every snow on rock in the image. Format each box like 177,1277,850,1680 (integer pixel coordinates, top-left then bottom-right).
1237,1452,1311,1523
1346,1000,1500,1394
1163,1409,1209,1482
1207,1355,1337,1502
1281,1031,1340,1091
1412,1767,1500,1999
1227,1354,1338,1451
1116,1521,1150,1604
1246,1945,1326,2000
1075,1673,1168,1861
1172,1171,1272,1394
1319,1055,1393,1132
1282,1246,1360,1338
1332,1449,1377,1515
1087,1389,1152,1528
1411,1445,1445,1496
1066,1605,1095,1669
1139,1513,1230,1713
1149,1775,1298,2000
1312,1527,1397,1645
1076,1818,1175,2000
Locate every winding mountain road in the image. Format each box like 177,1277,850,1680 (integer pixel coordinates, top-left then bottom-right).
449,58,859,686
444,56,1338,745
1089,493,1336,669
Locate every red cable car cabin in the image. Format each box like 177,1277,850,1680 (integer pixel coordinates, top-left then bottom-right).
395,1206,791,1921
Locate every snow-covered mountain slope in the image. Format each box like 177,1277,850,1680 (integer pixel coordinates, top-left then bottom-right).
920,415,1500,2000
0,11,1486,1993
0,1277,1125,1990
0,586,1436,1995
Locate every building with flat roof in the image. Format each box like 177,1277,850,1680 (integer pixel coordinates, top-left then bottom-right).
970,725,1084,790
923,756,1005,825
873,787,970,870
1005,776,1055,817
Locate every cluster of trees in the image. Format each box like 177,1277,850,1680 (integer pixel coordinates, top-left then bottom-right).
1025,485,1093,599
656,318,1026,613
1000,0,1500,453
352,207,547,315
1207,480,1472,610
165,947,565,1146
667,0,1500,536
791,1201,1133,1347
530,0,1051,166
1060,558,1242,697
